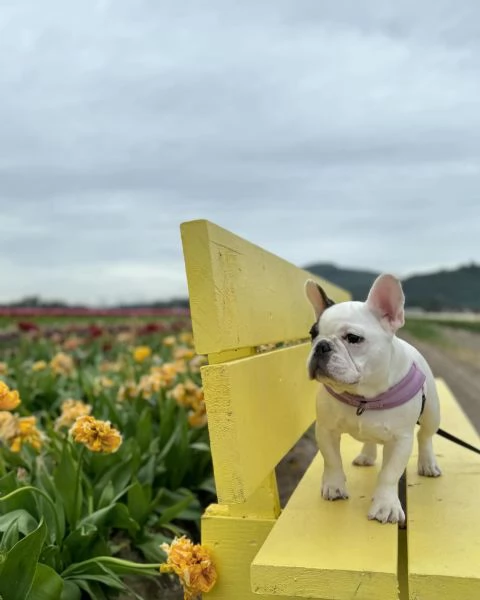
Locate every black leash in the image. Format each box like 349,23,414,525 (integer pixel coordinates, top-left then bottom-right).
419,393,480,455
436,428,480,455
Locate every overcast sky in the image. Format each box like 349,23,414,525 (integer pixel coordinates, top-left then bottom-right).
1,1,479,304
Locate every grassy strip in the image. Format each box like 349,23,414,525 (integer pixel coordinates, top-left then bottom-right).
424,319,480,334
402,319,445,342
405,317,480,337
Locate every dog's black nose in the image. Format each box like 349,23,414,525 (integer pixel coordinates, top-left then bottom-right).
315,340,332,355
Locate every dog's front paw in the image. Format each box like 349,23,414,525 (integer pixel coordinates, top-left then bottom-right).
322,481,349,500
368,493,405,525
418,458,442,477
321,473,348,501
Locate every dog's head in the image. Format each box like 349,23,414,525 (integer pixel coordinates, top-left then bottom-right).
305,274,405,391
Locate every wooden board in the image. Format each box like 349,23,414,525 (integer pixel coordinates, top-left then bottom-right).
181,220,351,355
406,379,480,600
202,505,299,600
201,343,317,504
251,442,399,600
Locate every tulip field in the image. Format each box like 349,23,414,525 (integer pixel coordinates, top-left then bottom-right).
0,311,216,600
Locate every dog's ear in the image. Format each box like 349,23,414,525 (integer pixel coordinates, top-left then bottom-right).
305,279,335,320
366,274,405,332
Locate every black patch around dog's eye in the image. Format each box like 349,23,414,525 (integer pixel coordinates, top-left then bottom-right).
317,285,335,309
309,322,319,341
344,333,364,344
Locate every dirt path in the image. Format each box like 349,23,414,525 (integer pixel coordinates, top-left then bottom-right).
400,328,480,431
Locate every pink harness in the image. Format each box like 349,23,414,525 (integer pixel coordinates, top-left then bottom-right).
324,362,426,416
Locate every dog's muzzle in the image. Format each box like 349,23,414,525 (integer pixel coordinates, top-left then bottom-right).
308,339,333,379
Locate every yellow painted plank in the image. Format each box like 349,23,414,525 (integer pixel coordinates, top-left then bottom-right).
407,379,480,600
227,473,281,520
202,505,298,600
201,343,317,504
180,220,351,355
251,443,399,600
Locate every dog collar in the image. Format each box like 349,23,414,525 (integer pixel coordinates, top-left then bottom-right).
324,362,426,416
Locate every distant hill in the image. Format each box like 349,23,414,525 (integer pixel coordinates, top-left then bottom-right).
403,264,480,311
304,262,480,311
303,264,380,302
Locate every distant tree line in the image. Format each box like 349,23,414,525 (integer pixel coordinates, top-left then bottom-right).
304,262,480,312
4,262,480,312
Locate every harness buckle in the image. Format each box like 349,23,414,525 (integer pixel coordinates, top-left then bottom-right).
356,401,367,416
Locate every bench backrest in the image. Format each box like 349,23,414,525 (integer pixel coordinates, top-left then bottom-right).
181,220,350,505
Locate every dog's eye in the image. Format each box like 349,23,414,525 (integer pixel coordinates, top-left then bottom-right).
345,333,364,344
309,323,319,341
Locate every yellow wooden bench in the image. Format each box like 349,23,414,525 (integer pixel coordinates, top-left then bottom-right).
180,220,480,600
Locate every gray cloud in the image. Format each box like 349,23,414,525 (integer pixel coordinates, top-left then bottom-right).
0,0,479,303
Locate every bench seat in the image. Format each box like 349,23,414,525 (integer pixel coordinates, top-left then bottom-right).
252,379,480,600
407,379,480,600
251,438,398,600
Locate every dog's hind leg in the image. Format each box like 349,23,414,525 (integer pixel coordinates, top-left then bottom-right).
417,375,442,477
353,442,377,466
417,427,442,477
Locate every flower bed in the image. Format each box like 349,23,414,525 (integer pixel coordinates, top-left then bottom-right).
0,319,216,600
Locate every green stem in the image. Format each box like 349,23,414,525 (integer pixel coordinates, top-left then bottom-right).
0,451,6,477
61,556,162,577
0,485,62,540
72,445,85,530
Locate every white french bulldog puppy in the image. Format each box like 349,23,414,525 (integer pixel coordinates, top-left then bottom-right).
305,274,441,525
